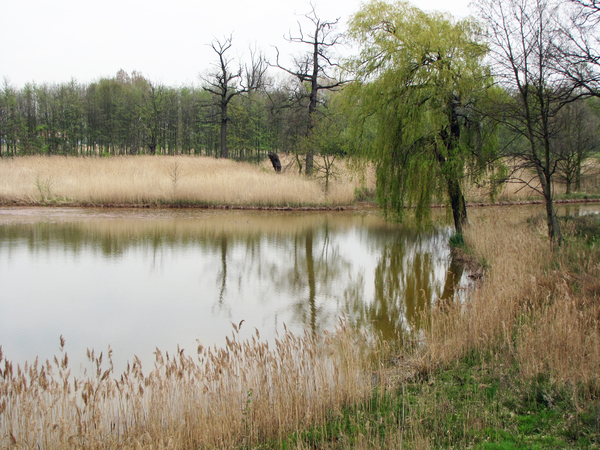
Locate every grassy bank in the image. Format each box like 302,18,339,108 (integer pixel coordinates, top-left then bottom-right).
0,155,372,208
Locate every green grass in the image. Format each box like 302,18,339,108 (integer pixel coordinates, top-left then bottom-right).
270,350,600,449
449,232,466,249
562,214,600,245
353,186,377,203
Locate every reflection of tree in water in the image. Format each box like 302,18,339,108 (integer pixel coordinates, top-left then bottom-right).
206,223,463,339
211,231,265,319
343,229,461,342
216,236,228,306
273,223,353,338
0,215,465,342
440,256,464,304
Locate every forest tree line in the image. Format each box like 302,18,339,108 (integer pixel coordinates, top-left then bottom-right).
0,69,330,162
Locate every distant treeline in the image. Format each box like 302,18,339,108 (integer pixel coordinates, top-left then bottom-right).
0,70,318,160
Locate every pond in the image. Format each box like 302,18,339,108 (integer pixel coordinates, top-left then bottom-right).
0,208,466,369
6,205,576,373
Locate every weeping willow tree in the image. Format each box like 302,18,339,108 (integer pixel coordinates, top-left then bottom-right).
345,1,494,233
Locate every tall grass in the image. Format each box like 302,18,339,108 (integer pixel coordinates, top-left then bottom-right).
423,209,600,392
0,321,376,449
464,162,600,203
0,155,370,207
421,208,551,369
1,155,597,208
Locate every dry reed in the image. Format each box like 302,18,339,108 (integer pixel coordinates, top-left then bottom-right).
464,160,600,203
0,155,373,207
419,208,600,394
0,320,375,449
514,232,600,392
419,208,550,369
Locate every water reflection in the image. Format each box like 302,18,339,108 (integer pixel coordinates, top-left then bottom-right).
0,208,464,371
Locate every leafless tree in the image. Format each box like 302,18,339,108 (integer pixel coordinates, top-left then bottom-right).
474,0,586,244
202,35,268,158
273,5,346,175
552,99,600,192
549,0,600,94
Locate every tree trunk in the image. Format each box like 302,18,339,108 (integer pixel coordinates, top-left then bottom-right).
545,195,562,246
448,177,467,235
268,153,282,172
536,165,563,245
220,103,228,159
575,158,582,191
439,101,467,234
305,39,320,176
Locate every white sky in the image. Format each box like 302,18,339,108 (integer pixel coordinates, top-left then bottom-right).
0,0,471,88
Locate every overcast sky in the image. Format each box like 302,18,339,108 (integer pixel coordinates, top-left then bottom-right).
0,0,472,88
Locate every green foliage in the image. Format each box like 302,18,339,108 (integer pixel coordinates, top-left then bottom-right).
449,232,466,249
0,70,299,160
344,1,496,229
353,186,376,202
34,175,54,202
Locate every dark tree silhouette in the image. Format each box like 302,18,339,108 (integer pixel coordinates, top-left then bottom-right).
202,36,268,159
273,5,345,175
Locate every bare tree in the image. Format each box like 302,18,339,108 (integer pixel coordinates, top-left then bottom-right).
551,0,600,93
553,99,600,192
273,5,346,176
475,0,585,244
202,36,268,159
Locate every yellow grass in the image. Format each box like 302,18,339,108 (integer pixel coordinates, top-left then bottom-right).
1,154,596,208
422,208,600,392
0,155,374,207
464,160,600,203
0,322,375,449
421,208,550,366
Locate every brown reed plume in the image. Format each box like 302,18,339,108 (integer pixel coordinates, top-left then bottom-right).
0,319,376,449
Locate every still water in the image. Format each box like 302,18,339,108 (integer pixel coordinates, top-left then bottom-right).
0,207,467,372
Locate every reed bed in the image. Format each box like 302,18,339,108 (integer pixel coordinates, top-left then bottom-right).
0,155,368,207
423,209,600,392
421,208,552,369
0,321,376,449
464,160,600,203
0,154,596,208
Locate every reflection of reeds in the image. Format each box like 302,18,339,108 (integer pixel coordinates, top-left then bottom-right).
0,155,372,207
0,209,392,240
0,321,375,449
